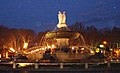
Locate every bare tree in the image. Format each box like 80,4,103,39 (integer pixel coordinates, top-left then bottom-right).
16,29,36,49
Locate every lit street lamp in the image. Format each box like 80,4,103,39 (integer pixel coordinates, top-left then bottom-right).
99,45,104,48
103,41,107,45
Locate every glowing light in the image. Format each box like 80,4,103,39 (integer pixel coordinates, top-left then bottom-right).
110,48,113,51
10,48,15,52
96,48,100,53
103,41,107,44
23,51,27,54
51,44,55,48
23,43,28,48
48,46,51,48
117,59,119,62
40,48,41,50
45,47,47,49
0,54,1,61
111,59,113,61
18,63,33,67
33,49,39,52
101,50,103,53
42,48,45,50
116,50,119,54
81,48,84,50
100,45,104,48
72,47,74,50
6,52,8,58
90,50,94,54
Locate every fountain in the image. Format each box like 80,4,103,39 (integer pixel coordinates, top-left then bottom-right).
45,12,83,46
25,11,91,62
43,11,91,62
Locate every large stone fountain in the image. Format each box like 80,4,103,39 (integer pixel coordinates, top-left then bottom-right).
44,11,91,61
25,11,91,61
45,11,81,47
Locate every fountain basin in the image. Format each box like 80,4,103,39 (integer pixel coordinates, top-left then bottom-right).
26,53,43,60
45,31,80,39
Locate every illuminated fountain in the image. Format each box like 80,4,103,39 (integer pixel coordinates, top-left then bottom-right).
45,11,80,47
43,11,91,61
25,11,91,61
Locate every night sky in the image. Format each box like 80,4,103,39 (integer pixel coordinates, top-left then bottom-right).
0,0,120,32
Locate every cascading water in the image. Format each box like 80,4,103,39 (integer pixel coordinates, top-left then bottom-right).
23,11,92,61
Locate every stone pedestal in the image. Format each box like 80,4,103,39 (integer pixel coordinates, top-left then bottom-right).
35,63,38,69
60,62,63,69
13,63,16,69
107,62,111,68
85,63,88,69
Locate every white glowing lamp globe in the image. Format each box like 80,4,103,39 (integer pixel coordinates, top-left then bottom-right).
100,45,104,48
52,44,55,48
72,47,74,50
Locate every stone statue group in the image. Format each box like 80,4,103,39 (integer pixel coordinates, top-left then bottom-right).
58,11,66,24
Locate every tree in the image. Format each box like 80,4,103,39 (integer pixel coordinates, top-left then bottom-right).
100,27,111,44
0,25,10,49
16,29,36,49
70,22,85,33
84,25,101,46
111,27,120,43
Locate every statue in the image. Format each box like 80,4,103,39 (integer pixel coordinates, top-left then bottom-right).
58,11,66,24
57,11,67,28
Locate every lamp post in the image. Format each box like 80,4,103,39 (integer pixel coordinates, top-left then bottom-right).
103,41,107,45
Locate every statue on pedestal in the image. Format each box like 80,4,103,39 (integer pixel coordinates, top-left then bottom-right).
57,11,67,28
58,11,66,24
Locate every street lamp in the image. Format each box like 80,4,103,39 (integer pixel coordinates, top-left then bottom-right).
81,48,84,50
100,45,104,48
72,47,74,50
103,41,107,45
96,48,100,53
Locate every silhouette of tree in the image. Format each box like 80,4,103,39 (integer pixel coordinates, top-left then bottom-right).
70,22,85,33
16,29,36,49
111,27,120,43
0,25,10,49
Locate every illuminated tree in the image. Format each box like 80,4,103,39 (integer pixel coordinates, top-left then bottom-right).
16,29,36,49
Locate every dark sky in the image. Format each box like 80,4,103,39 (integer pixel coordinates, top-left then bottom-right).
0,0,120,32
